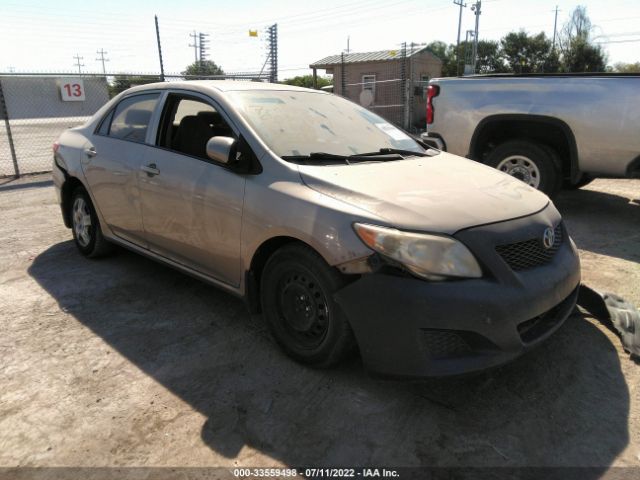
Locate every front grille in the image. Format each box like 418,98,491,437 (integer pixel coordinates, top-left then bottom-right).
496,224,563,271
421,330,500,359
421,331,471,358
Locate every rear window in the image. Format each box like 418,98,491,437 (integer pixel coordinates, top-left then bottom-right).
106,93,160,143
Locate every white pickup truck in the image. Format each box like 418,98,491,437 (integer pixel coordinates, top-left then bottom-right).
420,74,640,196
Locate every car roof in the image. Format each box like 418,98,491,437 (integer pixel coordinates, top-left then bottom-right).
125,80,326,95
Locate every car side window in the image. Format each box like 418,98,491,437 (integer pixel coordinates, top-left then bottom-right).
96,109,114,136
107,93,160,143
158,95,235,160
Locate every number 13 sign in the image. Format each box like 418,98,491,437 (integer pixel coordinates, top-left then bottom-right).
59,78,86,101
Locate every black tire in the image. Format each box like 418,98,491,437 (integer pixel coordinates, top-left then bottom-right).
564,174,594,190
485,140,562,197
260,244,355,368
70,187,113,258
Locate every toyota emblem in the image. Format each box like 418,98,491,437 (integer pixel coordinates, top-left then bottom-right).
542,227,555,249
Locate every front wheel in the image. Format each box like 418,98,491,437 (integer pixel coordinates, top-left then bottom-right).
260,244,355,368
485,140,562,197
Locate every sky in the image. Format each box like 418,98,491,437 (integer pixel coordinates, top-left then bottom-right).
1,0,639,78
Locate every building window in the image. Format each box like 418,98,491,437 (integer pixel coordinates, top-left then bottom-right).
362,75,376,95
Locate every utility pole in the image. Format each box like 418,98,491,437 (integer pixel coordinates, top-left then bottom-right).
155,15,165,81
470,0,481,74
454,0,466,76
346,35,350,53
268,23,278,83
199,32,210,65
552,5,560,51
96,48,109,75
189,30,199,63
463,29,475,75
73,54,84,75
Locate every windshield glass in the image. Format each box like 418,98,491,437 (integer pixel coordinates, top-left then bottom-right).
228,90,425,158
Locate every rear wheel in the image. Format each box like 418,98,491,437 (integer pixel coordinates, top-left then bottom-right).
260,244,355,367
486,140,562,197
70,187,113,258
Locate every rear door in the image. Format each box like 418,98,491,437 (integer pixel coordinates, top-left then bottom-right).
83,92,161,246
138,91,246,287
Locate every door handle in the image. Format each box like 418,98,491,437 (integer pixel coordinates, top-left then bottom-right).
84,147,97,157
141,163,160,176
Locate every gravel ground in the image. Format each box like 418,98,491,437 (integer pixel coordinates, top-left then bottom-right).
0,175,638,474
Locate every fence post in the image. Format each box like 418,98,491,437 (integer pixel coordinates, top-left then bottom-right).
341,52,346,96
0,78,19,177
400,43,410,130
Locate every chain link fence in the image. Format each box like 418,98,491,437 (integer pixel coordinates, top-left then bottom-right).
0,72,268,177
324,45,440,134
0,61,439,178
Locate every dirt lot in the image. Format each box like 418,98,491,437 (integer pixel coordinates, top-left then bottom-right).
0,175,639,474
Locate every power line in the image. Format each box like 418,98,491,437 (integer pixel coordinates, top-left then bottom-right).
454,0,467,76
72,53,84,75
154,15,165,81
268,23,278,82
95,48,109,75
471,0,482,74
199,32,210,63
189,30,199,63
596,38,640,44
552,5,561,51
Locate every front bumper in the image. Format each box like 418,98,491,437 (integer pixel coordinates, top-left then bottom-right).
334,207,581,377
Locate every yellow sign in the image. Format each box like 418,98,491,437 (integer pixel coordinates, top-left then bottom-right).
249,30,258,37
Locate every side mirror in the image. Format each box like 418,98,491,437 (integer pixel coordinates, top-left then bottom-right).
206,136,236,164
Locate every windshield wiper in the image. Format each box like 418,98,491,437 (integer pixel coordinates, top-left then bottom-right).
353,148,436,158
281,152,352,164
281,148,438,165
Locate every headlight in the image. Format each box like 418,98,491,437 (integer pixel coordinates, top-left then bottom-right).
353,223,482,280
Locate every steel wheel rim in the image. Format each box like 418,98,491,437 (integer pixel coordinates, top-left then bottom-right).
276,269,329,349
72,197,93,247
496,155,541,188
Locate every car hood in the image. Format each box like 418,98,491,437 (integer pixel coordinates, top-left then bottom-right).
298,152,549,234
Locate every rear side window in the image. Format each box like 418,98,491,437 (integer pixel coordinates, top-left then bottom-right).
107,93,159,143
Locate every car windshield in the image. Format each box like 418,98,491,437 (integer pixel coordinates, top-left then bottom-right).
228,90,425,159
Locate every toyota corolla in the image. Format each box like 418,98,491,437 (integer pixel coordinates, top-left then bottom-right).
52,81,581,377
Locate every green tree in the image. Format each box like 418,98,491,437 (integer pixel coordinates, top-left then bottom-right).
613,62,640,73
476,40,508,74
558,6,607,72
426,41,457,77
500,31,558,73
108,75,162,98
282,74,332,89
456,40,507,74
182,60,225,79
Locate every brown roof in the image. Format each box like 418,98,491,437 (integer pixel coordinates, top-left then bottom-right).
310,47,440,68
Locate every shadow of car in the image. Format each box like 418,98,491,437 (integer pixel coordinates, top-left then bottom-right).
27,240,630,471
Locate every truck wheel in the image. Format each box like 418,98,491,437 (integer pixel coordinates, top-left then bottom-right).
260,244,355,368
70,187,113,258
486,140,562,197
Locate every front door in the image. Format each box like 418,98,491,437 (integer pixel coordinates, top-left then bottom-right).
138,93,246,287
